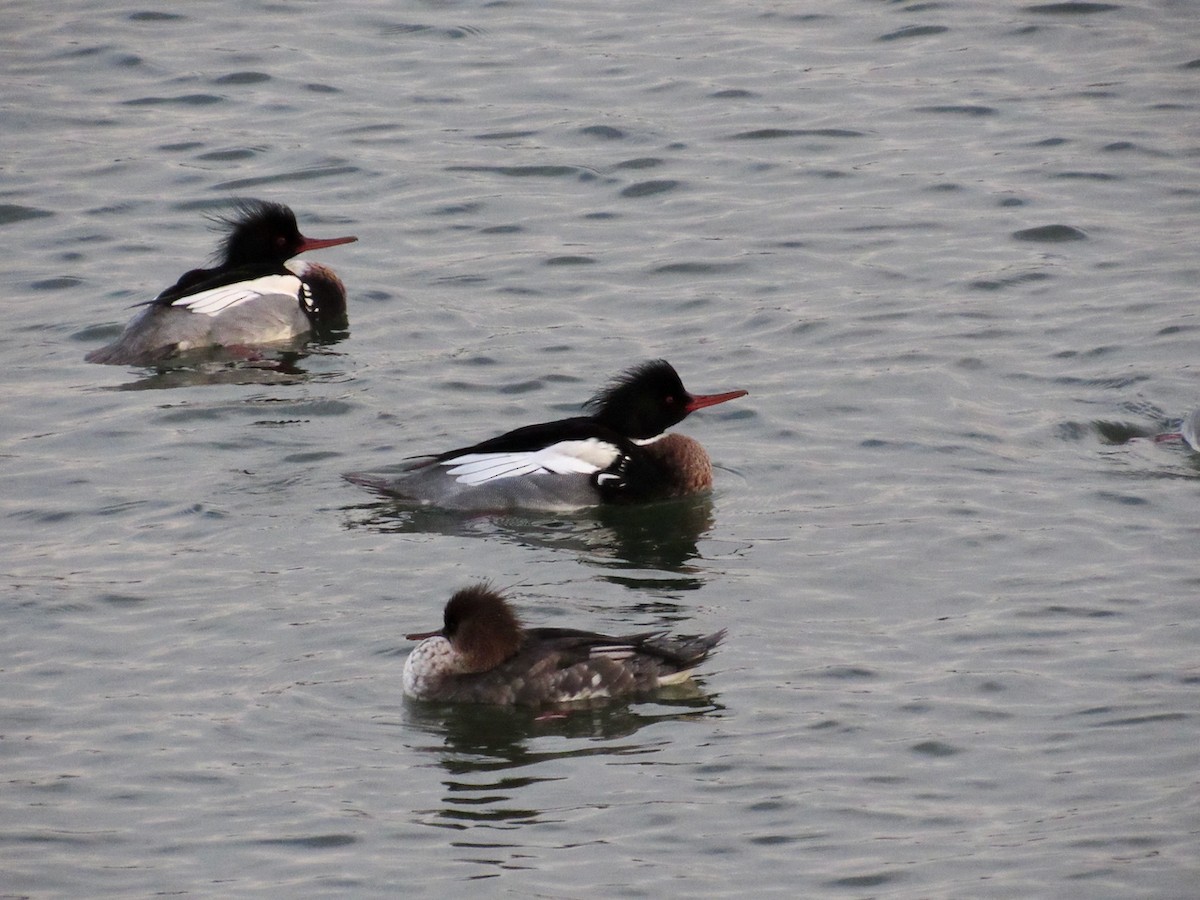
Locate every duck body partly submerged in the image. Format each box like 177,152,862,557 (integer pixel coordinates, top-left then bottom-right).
349,360,747,511
403,584,725,706
87,200,356,366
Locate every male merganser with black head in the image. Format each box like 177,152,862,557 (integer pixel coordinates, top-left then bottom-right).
402,583,725,706
347,359,747,510
1154,409,1200,452
86,200,357,365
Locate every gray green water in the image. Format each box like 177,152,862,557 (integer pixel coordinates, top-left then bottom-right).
3,1,1199,896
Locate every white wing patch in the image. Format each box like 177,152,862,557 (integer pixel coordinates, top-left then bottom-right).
633,433,668,446
171,274,301,317
655,669,695,686
588,644,636,661
441,439,621,486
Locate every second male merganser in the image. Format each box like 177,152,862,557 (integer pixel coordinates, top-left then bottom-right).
347,359,748,510
1154,409,1200,451
402,583,725,706
86,200,357,365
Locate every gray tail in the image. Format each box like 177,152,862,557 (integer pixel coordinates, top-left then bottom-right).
647,629,726,668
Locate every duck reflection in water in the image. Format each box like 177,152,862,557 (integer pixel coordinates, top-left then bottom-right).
396,585,724,830
402,689,722,832
99,343,351,391
347,491,719,586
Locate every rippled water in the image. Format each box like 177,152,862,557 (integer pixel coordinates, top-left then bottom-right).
4,0,1199,896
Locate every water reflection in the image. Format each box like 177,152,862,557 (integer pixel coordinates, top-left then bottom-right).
94,334,350,391
345,493,717,587
402,690,722,832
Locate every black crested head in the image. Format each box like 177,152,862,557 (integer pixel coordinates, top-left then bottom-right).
213,199,304,268
584,359,690,439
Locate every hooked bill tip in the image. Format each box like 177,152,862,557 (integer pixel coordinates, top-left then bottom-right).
685,388,748,413
298,234,358,253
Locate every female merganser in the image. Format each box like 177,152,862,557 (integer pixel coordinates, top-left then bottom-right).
1154,409,1200,451
347,359,748,510
86,200,357,365
402,583,725,706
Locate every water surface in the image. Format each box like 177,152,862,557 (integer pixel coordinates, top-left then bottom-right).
3,1,1199,896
